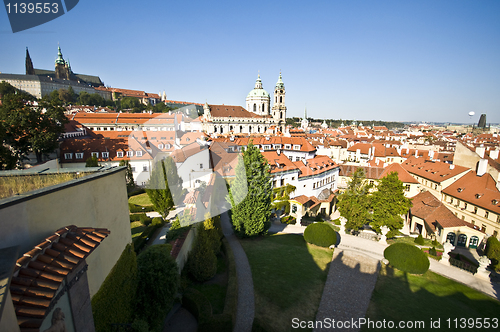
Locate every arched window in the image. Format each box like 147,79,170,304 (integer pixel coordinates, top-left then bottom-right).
446,232,456,245
457,234,467,247
240,126,243,132
230,125,233,131
280,111,283,119
214,126,217,133
220,127,224,134
469,236,479,249
275,96,277,103
253,104,256,112
248,126,252,133
280,96,282,103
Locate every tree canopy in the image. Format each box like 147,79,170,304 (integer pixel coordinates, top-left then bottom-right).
228,142,272,237
337,168,373,232
0,82,67,168
370,171,412,237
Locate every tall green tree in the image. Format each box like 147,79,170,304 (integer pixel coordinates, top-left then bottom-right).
146,157,182,217
0,83,67,167
229,142,272,237
370,172,412,237
337,168,373,232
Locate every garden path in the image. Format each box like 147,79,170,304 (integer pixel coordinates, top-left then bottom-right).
220,211,255,332
314,249,380,332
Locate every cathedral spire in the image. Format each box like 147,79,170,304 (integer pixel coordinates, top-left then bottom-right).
25,47,35,75
254,73,263,89
55,45,65,65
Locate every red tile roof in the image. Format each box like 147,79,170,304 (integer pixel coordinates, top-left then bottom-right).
293,155,339,178
207,105,264,119
442,171,500,215
402,157,470,184
10,226,109,331
379,163,419,184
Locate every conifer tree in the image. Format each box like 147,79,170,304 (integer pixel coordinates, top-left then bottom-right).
229,142,272,237
370,171,412,237
146,157,182,218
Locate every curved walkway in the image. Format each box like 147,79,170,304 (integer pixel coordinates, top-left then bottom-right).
220,211,255,332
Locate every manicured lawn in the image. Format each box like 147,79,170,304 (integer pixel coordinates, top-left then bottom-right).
128,193,152,206
388,236,443,248
363,265,500,331
131,221,146,240
241,234,333,332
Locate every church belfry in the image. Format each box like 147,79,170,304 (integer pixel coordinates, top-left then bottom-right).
272,72,287,130
25,48,35,75
54,45,71,80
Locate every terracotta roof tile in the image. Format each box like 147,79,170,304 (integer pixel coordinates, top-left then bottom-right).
11,226,110,331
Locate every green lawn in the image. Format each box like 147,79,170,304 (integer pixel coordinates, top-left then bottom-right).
241,234,333,332
131,221,146,240
363,265,500,331
128,193,152,206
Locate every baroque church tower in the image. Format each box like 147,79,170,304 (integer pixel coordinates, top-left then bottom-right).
272,72,287,131
246,74,271,116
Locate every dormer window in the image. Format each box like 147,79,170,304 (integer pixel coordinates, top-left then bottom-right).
127,151,133,157
102,152,109,159
285,144,291,149
457,188,463,193
117,151,124,158
75,153,83,159
493,199,499,205
64,153,73,160
136,151,143,157
293,145,301,150
91,152,99,158
475,193,483,199
158,144,164,149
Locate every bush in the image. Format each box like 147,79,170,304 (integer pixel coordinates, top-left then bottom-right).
128,188,146,197
384,243,430,274
414,234,425,245
133,221,164,254
188,225,217,282
140,213,152,226
429,246,437,257
432,239,439,247
130,214,144,222
167,216,190,242
152,217,164,226
92,244,137,332
303,222,337,248
204,215,222,255
129,203,155,213
314,214,323,222
280,215,296,225
485,236,500,271
135,244,179,330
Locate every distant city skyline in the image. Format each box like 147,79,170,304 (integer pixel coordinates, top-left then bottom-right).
1,0,499,123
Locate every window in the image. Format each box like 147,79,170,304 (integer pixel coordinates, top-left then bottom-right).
117,151,124,158
482,224,487,232
293,145,301,150
143,165,148,172
450,198,454,204
473,207,477,214
405,184,410,192
200,163,203,169
127,151,133,157
158,144,164,149
136,151,143,157
131,166,136,172
91,152,99,158
76,153,83,159
64,153,72,160
102,152,109,159
497,215,500,223
285,144,291,149
485,211,489,218
464,203,467,210
292,204,297,213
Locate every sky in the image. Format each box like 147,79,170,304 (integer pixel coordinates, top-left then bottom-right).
1,0,499,124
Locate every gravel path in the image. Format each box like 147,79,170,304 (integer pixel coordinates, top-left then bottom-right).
220,211,255,332
314,249,380,332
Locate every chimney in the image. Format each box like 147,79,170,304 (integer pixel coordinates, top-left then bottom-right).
277,149,281,155
476,145,485,158
415,149,418,157
449,164,455,170
477,158,488,177
490,149,499,160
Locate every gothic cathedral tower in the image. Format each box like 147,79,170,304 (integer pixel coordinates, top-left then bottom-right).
272,72,287,131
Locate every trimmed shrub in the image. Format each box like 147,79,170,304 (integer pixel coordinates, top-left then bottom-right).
429,246,437,257
92,244,137,332
204,215,222,254
414,234,425,245
129,214,144,222
135,244,179,330
129,203,155,213
166,216,190,242
139,213,152,226
280,215,296,225
128,188,145,197
485,236,500,271
314,214,323,222
384,243,430,274
152,217,164,226
188,225,217,282
133,221,164,254
303,222,337,248
432,239,439,247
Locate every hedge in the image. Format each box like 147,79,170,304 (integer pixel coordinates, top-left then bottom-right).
91,244,137,332
384,243,430,274
303,222,337,248
281,215,296,225
128,188,145,197
129,203,155,213
133,220,164,254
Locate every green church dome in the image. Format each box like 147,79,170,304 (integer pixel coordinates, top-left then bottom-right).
247,74,270,98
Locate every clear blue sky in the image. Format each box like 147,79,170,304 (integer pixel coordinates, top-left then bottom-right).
1,0,499,123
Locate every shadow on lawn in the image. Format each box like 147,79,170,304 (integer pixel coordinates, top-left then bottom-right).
363,265,500,332
242,233,333,332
